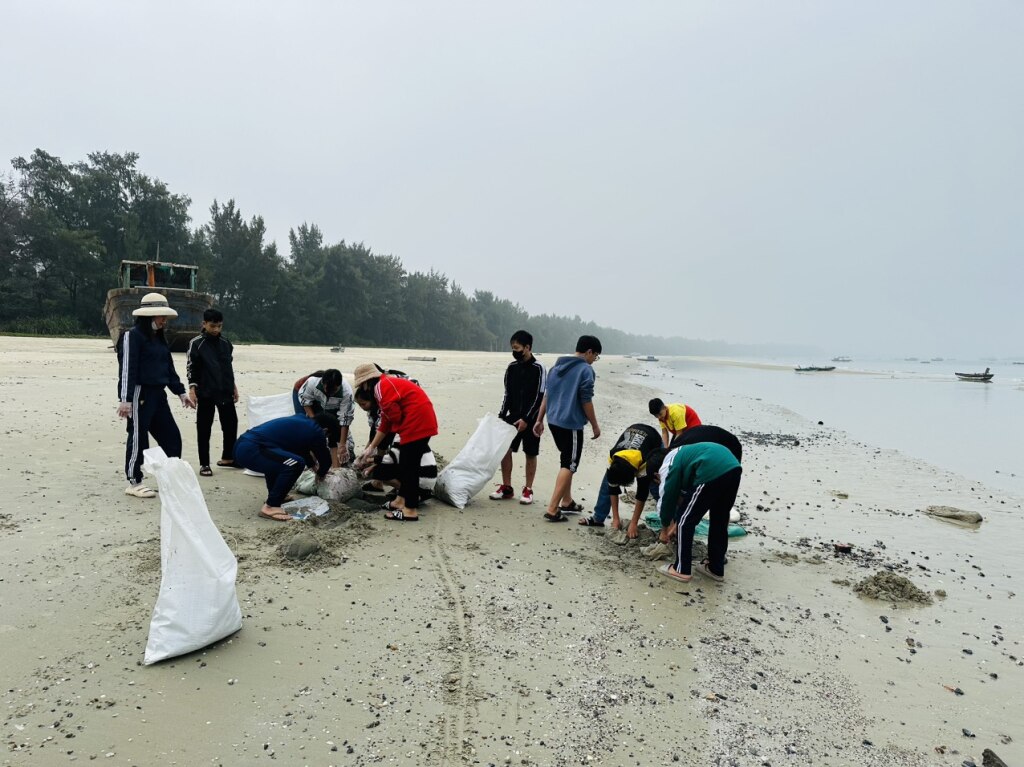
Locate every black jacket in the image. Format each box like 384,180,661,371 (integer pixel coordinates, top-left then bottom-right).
117,325,186,401
186,332,236,401
498,358,546,424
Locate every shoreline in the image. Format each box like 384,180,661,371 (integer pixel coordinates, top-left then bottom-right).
1,338,1021,766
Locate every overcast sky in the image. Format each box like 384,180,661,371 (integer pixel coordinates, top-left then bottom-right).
2,1,1021,357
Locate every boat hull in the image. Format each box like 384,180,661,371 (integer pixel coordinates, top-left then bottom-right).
104,288,214,352
954,373,993,382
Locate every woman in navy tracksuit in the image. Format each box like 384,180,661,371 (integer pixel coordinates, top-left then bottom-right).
117,293,196,498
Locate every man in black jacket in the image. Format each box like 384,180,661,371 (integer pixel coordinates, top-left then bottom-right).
490,330,546,505
186,309,239,476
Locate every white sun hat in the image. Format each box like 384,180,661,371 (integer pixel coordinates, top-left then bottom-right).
132,293,178,318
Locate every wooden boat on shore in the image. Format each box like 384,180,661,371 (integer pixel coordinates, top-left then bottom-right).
636,355,659,362
954,368,993,382
103,260,213,352
795,365,836,372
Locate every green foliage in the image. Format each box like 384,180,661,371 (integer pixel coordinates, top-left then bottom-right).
1,148,770,355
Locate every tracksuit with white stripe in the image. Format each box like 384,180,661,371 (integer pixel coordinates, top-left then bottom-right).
658,442,742,578
117,324,188,485
233,415,332,507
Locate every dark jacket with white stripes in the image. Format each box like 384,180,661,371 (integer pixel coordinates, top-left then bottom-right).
241,415,332,472
117,325,187,402
186,331,235,401
498,358,547,425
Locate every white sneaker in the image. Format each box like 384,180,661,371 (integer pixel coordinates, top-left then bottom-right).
519,486,534,505
488,484,514,500
124,484,156,498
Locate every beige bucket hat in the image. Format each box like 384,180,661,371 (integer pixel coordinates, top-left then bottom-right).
132,293,178,318
352,363,382,388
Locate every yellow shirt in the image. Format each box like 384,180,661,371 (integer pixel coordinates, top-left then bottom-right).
660,403,690,435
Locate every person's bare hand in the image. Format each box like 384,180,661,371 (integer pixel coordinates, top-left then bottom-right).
117,402,131,419
591,424,601,440
532,421,545,438
188,388,197,405
514,419,527,432
627,521,639,539
180,393,196,409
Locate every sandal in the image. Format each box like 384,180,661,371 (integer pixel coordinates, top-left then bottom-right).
558,501,583,513
384,509,418,521
658,563,693,583
695,560,725,582
199,465,213,477
216,460,236,467
577,516,604,527
124,484,156,498
543,511,568,523
258,508,293,522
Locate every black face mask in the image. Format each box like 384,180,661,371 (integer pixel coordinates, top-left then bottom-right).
512,350,526,361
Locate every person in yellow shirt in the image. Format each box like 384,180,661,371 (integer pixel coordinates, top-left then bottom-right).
648,398,702,448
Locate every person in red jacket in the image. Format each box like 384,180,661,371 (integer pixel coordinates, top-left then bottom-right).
353,363,438,521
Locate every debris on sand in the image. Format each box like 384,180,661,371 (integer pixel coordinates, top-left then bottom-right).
853,570,933,604
982,748,1009,767
923,505,983,525
280,532,321,561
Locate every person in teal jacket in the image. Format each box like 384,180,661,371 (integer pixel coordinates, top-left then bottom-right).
648,442,742,583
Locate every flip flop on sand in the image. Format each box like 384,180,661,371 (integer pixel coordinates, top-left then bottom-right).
259,508,292,522
695,560,724,582
658,563,692,583
578,516,604,527
199,465,213,476
558,501,584,513
384,509,418,521
543,511,568,523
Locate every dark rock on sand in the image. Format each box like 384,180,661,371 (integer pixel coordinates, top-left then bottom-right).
281,532,321,560
853,571,933,604
924,505,984,525
983,748,1009,767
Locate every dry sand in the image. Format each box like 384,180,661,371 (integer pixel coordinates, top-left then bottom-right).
1,337,1021,766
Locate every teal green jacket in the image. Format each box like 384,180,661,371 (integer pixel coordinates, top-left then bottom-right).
659,442,741,526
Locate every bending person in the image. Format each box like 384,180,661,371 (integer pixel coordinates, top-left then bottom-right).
293,369,355,467
353,364,438,521
578,422,663,537
234,413,334,522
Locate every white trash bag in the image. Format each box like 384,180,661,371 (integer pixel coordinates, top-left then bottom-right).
294,469,318,495
243,392,296,476
316,468,361,502
142,447,242,665
434,413,517,509
246,392,295,428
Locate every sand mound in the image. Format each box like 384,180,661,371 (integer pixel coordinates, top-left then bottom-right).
853,570,933,604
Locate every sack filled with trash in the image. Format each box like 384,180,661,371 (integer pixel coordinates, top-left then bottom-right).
315,467,361,502
434,413,517,509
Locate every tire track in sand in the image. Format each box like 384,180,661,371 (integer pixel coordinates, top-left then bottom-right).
427,528,474,766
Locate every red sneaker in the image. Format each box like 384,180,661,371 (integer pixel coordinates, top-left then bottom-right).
519,486,534,505
488,484,514,500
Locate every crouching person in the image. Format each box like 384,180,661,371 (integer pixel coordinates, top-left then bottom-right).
233,413,334,522
647,441,742,583
578,423,663,538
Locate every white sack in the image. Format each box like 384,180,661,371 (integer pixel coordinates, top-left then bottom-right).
316,468,361,502
246,392,295,428
434,413,517,509
142,448,242,665
294,469,318,495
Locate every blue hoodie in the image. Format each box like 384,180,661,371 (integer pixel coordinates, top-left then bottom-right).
544,355,595,429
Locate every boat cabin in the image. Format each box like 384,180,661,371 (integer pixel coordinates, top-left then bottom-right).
115,260,200,292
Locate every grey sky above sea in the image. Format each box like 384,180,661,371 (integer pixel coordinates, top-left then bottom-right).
1,2,1021,358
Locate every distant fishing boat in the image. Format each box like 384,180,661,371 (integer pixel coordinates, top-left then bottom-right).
955,368,993,382
330,345,345,353
795,365,836,372
636,355,659,362
103,260,213,352
831,356,852,363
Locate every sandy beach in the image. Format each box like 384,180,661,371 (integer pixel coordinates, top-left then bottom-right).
1,337,1021,767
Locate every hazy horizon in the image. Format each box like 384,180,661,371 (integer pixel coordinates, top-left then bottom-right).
2,2,1021,358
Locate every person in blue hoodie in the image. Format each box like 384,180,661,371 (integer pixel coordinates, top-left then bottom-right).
532,335,602,522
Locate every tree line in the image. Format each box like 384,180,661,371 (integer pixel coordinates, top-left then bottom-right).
1,149,791,355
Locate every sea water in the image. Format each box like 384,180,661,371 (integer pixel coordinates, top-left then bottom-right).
645,357,1024,497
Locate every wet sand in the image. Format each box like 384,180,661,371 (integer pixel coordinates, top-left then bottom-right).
1,337,1021,766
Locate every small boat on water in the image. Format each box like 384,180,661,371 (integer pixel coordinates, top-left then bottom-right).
795,365,836,372
636,355,659,362
103,260,213,352
330,345,345,353
831,356,852,363
955,368,993,382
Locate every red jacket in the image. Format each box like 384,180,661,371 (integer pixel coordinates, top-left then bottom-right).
375,374,438,443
